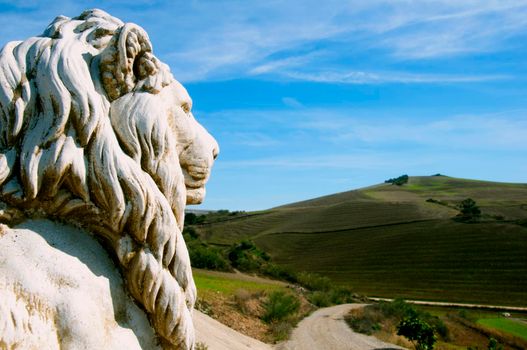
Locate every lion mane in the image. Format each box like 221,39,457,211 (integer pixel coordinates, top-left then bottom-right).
0,9,218,349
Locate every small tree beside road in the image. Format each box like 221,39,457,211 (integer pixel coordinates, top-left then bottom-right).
397,313,437,350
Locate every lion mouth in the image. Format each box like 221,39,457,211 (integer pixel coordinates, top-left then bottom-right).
183,165,210,204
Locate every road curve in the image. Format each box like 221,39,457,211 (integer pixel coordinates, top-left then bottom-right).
276,304,404,350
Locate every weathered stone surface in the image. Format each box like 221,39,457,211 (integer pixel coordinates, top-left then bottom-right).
0,9,218,349
0,220,161,349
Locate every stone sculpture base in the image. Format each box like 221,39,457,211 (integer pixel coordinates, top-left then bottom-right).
0,219,162,349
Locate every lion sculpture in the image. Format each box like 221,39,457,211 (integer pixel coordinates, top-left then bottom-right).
0,9,218,349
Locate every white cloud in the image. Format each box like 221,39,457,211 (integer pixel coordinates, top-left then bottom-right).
217,152,407,170
221,132,281,148
207,106,527,153
299,110,527,151
158,0,527,81
281,70,508,84
1,1,526,82
282,97,304,108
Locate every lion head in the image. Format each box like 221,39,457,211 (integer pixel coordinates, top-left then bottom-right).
0,9,218,349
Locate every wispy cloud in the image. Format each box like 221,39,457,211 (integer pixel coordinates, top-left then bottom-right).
158,0,527,82
282,97,304,108
281,70,509,84
298,110,527,151
206,107,527,153
217,152,413,170
1,1,526,82
380,1,527,59
221,132,281,148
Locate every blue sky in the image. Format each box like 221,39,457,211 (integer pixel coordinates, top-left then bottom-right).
1,1,527,210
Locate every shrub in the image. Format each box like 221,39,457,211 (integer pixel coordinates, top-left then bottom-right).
456,198,481,221
297,272,332,291
347,315,381,335
187,241,231,271
262,291,300,323
268,320,294,341
233,288,252,314
487,337,504,350
308,291,331,307
195,298,213,316
348,299,448,343
183,226,198,240
377,298,414,319
262,263,298,283
185,212,198,225
228,240,268,272
397,315,437,350
328,286,355,304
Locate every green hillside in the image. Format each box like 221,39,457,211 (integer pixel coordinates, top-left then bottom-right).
194,176,527,306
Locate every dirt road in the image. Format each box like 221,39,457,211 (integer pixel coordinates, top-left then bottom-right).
276,304,404,350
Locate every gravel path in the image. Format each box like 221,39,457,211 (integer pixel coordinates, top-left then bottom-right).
276,304,405,350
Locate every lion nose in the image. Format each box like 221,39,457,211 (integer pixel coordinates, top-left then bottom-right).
212,144,219,160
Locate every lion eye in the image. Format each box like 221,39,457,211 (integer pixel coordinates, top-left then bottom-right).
181,103,191,114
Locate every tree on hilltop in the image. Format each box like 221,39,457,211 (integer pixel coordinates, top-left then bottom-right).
385,174,409,186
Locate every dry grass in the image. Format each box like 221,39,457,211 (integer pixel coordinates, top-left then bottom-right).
193,269,312,343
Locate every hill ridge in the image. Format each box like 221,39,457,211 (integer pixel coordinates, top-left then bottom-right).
194,175,527,306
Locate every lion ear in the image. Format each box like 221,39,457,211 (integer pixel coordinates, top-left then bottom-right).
100,23,166,101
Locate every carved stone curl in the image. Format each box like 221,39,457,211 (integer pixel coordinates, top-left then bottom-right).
0,9,218,349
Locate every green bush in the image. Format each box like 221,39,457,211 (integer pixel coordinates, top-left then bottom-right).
487,337,504,350
348,299,448,343
262,291,300,323
261,263,298,283
328,286,355,304
377,298,414,318
347,316,381,335
346,306,384,335
228,240,274,273
297,272,332,291
456,198,481,221
397,315,437,350
187,241,231,271
308,291,331,307
183,226,198,240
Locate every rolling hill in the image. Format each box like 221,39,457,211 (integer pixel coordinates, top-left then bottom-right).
194,176,527,306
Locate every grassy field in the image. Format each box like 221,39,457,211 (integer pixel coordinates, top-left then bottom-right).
193,268,287,297
477,318,527,341
193,176,527,306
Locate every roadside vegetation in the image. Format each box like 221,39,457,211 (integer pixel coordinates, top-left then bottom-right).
185,213,365,342
345,300,527,350
184,222,363,309
192,268,310,342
